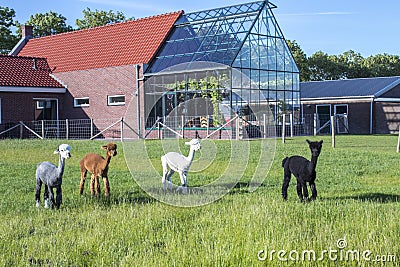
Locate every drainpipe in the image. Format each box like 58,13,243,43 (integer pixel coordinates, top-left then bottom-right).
135,64,142,138
370,98,374,134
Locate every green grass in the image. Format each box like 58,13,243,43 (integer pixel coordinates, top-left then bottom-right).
0,136,399,266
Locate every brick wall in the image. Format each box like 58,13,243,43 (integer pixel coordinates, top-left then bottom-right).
0,92,64,122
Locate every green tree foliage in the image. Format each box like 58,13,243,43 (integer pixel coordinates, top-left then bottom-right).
76,8,132,29
287,40,400,81
307,51,347,81
286,40,309,82
16,11,73,37
0,6,18,54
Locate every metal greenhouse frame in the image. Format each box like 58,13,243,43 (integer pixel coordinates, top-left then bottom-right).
143,0,300,139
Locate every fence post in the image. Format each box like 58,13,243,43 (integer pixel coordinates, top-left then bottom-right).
397,125,400,153
120,117,124,142
290,113,294,137
331,115,335,148
282,114,286,144
66,119,69,140
181,115,185,139
313,114,317,136
41,120,45,139
90,118,94,138
236,116,240,140
157,118,161,140
263,113,267,139
206,115,210,137
20,123,23,139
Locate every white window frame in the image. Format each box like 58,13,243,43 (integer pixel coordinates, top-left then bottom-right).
36,100,52,109
74,97,90,107
107,95,125,106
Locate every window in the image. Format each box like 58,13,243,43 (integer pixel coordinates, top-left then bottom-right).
108,95,125,106
37,100,51,109
74,97,90,107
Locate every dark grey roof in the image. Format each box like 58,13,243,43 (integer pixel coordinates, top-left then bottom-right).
300,76,400,99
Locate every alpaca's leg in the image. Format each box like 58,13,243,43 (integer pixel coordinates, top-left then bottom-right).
282,170,291,200
79,170,87,195
35,178,42,207
296,181,303,201
95,176,101,196
44,186,49,208
48,186,55,209
302,183,309,200
55,186,62,209
90,174,96,196
166,170,174,189
103,176,110,197
176,171,188,194
310,182,317,200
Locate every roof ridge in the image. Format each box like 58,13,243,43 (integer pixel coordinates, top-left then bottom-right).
301,76,400,83
26,11,183,41
0,54,47,60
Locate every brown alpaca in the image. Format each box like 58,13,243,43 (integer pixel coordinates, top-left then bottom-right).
79,143,117,197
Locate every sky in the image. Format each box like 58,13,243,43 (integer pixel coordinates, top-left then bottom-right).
3,0,400,57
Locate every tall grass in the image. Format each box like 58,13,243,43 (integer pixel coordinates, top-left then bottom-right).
0,136,399,266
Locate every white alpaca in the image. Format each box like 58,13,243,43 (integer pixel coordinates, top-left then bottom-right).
161,139,201,194
35,144,71,209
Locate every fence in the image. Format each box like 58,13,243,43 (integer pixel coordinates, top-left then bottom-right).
0,114,347,140
0,118,139,140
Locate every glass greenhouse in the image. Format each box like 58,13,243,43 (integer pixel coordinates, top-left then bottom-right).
143,0,299,138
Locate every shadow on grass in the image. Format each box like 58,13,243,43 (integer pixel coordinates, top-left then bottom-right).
325,193,399,203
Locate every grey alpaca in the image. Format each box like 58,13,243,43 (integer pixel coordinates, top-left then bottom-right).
35,144,71,209
161,139,201,194
281,140,323,201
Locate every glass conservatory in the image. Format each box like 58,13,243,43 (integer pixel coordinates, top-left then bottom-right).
143,0,299,138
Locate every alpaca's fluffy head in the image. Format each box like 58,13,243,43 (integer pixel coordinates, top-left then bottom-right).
102,143,117,157
306,139,323,157
185,139,201,151
54,144,71,159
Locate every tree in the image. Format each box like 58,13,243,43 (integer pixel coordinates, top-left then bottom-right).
0,6,18,54
76,8,132,29
363,53,400,77
286,40,310,81
335,50,370,79
16,11,73,37
307,51,347,81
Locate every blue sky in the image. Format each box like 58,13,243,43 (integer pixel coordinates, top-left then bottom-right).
3,0,400,57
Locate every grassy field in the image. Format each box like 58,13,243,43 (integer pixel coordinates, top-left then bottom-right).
0,135,399,266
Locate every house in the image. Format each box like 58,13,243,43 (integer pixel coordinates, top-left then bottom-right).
9,1,300,139
301,76,400,134
12,11,183,138
0,55,66,124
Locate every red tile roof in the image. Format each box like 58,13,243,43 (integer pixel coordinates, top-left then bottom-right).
18,11,183,73
0,55,64,88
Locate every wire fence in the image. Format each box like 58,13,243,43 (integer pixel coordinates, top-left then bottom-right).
0,114,345,140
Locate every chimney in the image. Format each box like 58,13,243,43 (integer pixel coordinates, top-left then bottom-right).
21,25,33,39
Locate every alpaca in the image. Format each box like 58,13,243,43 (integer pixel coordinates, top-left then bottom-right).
281,139,323,201
79,143,117,197
35,144,71,209
161,139,201,194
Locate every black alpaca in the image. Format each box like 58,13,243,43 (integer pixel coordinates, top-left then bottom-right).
281,140,323,201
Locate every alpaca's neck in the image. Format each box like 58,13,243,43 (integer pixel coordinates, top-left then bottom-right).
186,148,196,163
57,156,66,177
101,154,112,170
309,155,319,171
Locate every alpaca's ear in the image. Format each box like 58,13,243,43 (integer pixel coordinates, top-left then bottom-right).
306,139,311,144
319,140,323,145
54,148,59,154
101,145,107,150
